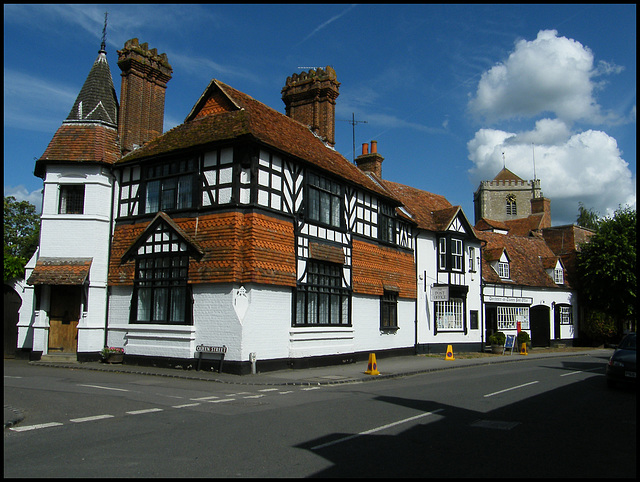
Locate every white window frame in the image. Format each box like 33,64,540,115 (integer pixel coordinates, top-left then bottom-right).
498,261,510,279
554,267,564,284
497,306,529,330
451,238,463,272
435,298,464,331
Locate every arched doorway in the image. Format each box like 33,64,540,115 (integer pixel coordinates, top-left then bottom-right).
530,304,550,347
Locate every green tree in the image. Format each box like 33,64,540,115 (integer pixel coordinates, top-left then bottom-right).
576,205,636,340
576,202,600,230
4,196,40,281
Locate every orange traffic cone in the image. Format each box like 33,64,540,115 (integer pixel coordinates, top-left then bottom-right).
364,353,380,375
520,343,528,355
445,345,455,361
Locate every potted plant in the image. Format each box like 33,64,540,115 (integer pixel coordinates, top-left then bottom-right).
517,331,531,348
488,331,506,354
101,346,125,364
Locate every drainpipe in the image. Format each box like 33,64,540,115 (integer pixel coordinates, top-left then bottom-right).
479,241,484,351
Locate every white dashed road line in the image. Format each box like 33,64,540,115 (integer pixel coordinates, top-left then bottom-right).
126,408,164,415
70,414,114,423
10,422,64,432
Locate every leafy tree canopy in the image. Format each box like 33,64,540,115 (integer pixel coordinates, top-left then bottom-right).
576,205,636,338
4,196,40,282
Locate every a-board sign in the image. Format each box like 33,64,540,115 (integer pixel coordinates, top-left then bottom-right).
503,334,516,355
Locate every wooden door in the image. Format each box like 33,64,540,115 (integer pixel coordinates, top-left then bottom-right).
48,286,81,353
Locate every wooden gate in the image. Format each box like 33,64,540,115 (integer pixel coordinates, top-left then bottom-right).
48,286,81,353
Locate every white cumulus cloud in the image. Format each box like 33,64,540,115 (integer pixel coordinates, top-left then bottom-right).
467,120,636,224
468,29,620,124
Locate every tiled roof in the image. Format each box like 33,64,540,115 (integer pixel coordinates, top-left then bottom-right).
35,48,120,177
35,124,120,176
119,79,398,202
27,258,92,285
380,180,453,231
476,230,569,289
493,167,523,182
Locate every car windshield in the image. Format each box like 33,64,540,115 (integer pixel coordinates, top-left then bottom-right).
618,334,636,350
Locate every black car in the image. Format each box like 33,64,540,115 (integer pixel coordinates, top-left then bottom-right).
606,332,636,388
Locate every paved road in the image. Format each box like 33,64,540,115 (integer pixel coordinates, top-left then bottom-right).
4,352,635,477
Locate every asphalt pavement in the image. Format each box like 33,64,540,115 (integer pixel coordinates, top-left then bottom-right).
4,346,612,429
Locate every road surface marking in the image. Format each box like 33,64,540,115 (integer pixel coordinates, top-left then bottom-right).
10,422,63,432
191,395,220,401
311,409,444,450
70,414,114,423
258,388,279,392
209,398,235,403
301,386,322,391
79,384,129,392
172,403,201,408
126,408,164,415
483,381,539,398
560,367,602,377
243,394,265,399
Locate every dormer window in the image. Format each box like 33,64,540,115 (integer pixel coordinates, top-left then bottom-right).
498,261,510,279
554,267,564,284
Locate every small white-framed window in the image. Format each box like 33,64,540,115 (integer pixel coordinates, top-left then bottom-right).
498,261,510,279
468,246,476,272
438,237,447,270
451,238,463,271
554,267,564,284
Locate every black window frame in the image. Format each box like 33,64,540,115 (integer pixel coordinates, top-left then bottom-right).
131,253,192,325
380,290,399,330
306,172,343,229
143,158,197,214
59,184,85,214
378,203,396,244
294,260,351,326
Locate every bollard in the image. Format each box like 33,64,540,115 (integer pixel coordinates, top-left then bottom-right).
249,352,257,374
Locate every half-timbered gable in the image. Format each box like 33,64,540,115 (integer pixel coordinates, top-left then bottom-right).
106,73,417,370
381,180,483,352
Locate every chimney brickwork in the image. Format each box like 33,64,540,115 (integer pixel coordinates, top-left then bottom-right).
117,38,172,155
355,141,384,178
281,66,340,147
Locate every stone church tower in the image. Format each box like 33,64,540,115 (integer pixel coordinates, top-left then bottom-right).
473,167,545,224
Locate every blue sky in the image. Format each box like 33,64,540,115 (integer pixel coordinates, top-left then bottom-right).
4,4,636,225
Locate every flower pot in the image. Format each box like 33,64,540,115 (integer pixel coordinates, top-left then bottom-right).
491,344,503,354
105,353,124,364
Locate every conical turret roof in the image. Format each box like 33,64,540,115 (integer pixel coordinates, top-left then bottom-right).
35,46,121,177
65,48,118,127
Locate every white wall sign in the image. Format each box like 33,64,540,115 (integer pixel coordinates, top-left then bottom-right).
431,286,449,302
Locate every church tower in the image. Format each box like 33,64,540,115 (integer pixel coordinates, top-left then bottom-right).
473,167,544,224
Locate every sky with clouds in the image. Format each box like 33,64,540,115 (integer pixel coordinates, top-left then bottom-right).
3,4,636,225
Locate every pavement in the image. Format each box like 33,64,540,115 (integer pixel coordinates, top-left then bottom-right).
4,346,613,429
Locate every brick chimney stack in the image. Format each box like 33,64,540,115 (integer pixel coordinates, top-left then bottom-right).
531,196,551,228
355,141,384,178
117,38,172,155
281,66,340,147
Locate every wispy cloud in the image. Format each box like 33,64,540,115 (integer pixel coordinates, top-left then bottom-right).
297,4,357,45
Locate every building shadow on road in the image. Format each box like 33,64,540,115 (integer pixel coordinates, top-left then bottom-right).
296,373,636,478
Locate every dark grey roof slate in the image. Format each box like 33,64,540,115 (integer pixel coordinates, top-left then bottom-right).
65,50,118,127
